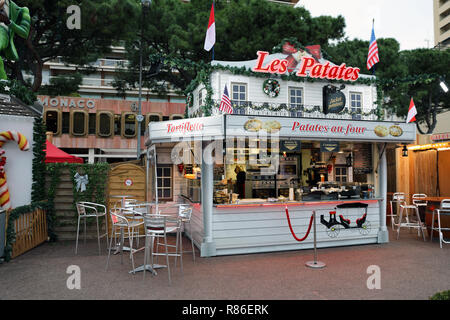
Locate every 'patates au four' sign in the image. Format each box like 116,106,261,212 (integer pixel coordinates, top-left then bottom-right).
252,51,361,82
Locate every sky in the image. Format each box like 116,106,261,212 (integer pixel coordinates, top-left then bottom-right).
296,0,434,51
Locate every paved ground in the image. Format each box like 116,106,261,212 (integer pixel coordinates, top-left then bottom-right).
0,228,449,300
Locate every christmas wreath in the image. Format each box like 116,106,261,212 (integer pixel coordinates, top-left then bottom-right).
263,79,281,98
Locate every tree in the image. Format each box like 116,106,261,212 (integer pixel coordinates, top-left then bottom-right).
327,38,450,133
6,0,140,92
385,49,450,134
114,0,347,95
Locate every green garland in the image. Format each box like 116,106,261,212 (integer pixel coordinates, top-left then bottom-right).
3,200,54,262
31,118,47,203
221,101,378,117
46,163,110,227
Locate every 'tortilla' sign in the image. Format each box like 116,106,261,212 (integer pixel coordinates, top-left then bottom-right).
252,51,361,82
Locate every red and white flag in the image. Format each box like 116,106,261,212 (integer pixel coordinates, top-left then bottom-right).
204,3,215,52
406,98,417,123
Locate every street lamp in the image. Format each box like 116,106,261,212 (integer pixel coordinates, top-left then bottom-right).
137,0,152,159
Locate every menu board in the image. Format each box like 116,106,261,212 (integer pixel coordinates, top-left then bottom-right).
353,143,372,174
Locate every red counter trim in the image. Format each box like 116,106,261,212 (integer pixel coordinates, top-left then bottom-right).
215,199,380,209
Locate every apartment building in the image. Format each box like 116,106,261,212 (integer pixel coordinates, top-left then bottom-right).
434,0,450,48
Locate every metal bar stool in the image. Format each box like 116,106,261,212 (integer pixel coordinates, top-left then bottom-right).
431,199,450,248
75,202,109,255
388,192,405,230
396,200,426,241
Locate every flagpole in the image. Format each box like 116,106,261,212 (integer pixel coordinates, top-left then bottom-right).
372,19,376,76
212,0,215,61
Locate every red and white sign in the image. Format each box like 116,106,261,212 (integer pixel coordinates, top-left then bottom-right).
252,51,361,82
167,121,204,134
148,116,224,142
124,178,133,187
431,132,450,142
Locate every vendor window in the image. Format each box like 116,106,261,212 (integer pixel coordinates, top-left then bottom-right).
97,112,113,137
70,111,88,136
44,110,61,135
122,112,137,138
289,87,303,110
157,165,172,200
231,83,247,106
335,166,348,183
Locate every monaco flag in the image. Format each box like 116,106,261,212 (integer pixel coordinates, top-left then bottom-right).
204,3,215,52
406,98,417,123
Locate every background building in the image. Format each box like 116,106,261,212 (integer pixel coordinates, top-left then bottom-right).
434,0,450,48
39,46,186,163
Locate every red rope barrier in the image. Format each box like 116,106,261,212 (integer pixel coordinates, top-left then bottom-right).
285,206,314,242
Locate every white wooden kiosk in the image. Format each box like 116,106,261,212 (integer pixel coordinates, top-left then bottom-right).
146,115,416,257
145,49,416,257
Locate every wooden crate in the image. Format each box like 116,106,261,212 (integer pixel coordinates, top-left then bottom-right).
10,208,48,259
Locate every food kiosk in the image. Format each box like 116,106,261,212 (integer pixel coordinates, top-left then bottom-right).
145,48,416,257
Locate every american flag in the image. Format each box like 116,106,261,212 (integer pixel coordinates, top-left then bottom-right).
219,85,233,114
367,24,380,70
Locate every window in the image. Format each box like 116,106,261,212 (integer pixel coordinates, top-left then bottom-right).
157,165,172,200
62,112,70,134
289,87,303,110
170,114,183,120
71,111,88,136
88,113,96,135
198,90,204,106
97,112,113,137
148,114,161,123
114,114,121,136
335,166,348,183
350,92,362,111
122,112,136,138
44,110,61,135
231,83,247,106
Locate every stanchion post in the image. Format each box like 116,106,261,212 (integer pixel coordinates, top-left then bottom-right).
306,210,326,269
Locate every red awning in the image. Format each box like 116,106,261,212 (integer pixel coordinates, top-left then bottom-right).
44,140,83,164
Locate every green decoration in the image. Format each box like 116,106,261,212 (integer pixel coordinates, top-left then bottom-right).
263,79,280,98
45,163,110,228
0,0,31,80
31,117,46,203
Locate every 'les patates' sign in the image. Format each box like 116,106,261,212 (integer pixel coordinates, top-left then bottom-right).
252,51,361,82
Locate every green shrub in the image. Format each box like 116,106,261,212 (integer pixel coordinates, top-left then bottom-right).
430,290,450,300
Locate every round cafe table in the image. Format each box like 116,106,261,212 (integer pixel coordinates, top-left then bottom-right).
110,195,134,207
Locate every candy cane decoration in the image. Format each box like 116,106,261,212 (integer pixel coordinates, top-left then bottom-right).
0,131,30,210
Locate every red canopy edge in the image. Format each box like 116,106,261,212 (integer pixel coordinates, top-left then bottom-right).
44,140,84,164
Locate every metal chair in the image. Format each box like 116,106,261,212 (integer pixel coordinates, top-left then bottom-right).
396,200,426,241
431,199,450,248
159,204,196,264
106,208,144,273
177,205,195,263
412,194,427,207
143,214,182,285
388,192,405,230
75,202,108,255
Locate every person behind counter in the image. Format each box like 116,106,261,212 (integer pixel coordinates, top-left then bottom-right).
235,166,246,199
